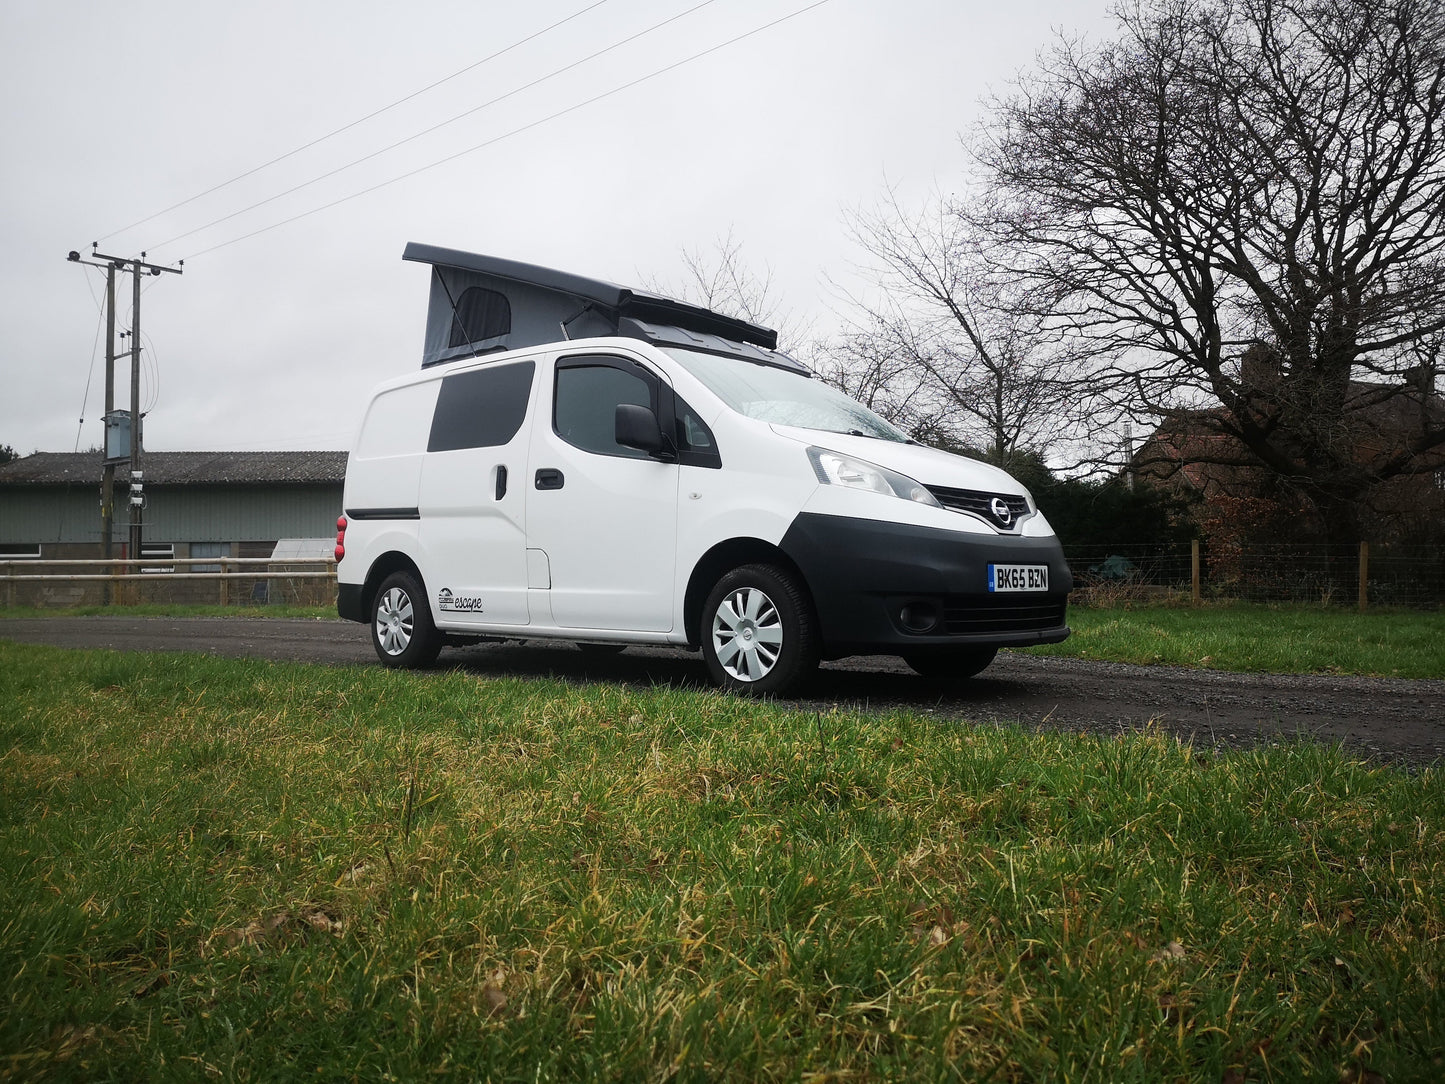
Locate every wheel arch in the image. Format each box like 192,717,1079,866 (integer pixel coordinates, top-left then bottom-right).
362,551,428,621
683,537,813,649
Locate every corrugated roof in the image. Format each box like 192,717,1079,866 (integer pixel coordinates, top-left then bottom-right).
0,451,348,486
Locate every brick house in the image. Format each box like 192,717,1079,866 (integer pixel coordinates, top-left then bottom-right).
1132,372,1445,546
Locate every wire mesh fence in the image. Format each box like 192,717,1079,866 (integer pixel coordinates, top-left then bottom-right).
2,546,1441,611
1064,541,1445,608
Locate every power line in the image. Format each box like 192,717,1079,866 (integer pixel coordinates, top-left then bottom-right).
96,0,615,244
150,0,721,253
140,329,161,414
181,0,833,261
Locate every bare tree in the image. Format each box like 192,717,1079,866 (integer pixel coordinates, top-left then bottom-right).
646,229,812,354
826,188,1089,466
811,310,959,447
977,0,1445,537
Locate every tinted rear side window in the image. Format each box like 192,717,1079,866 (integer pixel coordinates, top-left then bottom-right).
428,361,535,452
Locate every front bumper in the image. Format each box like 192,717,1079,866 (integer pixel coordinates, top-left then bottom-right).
778,512,1072,657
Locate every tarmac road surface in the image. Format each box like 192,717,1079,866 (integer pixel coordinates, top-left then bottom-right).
3,616,1442,767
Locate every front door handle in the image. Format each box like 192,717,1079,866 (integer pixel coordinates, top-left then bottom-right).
495,465,508,500
534,468,565,491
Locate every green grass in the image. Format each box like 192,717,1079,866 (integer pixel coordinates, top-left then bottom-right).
1027,603,1445,678
2,641,1442,1082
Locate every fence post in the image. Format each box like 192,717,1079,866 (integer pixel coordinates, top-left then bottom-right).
1191,539,1201,603
220,558,229,607
3,561,12,609
1358,541,1369,612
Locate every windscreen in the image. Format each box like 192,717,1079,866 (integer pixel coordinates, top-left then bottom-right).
663,348,908,441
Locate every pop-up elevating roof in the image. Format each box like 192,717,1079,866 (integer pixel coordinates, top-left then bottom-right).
404,242,801,371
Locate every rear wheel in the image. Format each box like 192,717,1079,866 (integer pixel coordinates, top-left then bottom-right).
904,646,998,683
371,571,442,668
701,564,818,696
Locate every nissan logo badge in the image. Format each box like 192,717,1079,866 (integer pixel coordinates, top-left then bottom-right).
990,497,1013,525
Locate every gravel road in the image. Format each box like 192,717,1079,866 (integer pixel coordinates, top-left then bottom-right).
4,616,1441,767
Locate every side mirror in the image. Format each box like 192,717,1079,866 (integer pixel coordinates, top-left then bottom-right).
615,403,666,455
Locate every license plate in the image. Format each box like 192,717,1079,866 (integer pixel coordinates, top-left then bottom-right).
988,564,1049,592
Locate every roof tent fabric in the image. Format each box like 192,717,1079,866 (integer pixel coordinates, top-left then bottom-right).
403,243,786,369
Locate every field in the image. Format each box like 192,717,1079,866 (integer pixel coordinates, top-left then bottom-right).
2,638,1442,1082
1033,602,1445,679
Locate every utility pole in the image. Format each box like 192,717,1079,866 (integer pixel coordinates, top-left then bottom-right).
129,259,143,562
66,245,182,569
100,262,117,602
102,262,116,562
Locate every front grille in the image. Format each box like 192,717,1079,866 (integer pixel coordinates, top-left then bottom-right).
941,597,1067,636
926,485,1030,531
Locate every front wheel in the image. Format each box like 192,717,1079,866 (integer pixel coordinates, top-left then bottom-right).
370,571,442,668
903,646,998,683
701,564,819,696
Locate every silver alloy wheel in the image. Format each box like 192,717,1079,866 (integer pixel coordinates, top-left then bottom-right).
375,586,414,656
710,585,784,682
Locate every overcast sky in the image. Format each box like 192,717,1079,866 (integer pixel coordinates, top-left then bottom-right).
1,0,1115,457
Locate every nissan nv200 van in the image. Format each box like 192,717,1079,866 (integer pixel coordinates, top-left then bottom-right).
335,244,1071,694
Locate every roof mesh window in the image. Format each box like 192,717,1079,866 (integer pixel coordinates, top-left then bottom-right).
449,286,511,348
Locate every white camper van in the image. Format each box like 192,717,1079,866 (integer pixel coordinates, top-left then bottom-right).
336,245,1071,694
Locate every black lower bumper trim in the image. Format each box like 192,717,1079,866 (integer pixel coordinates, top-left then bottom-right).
943,596,1069,636
779,512,1072,656
337,582,366,623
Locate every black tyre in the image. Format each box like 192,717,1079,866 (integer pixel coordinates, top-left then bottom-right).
701,564,819,696
370,570,442,668
904,646,998,682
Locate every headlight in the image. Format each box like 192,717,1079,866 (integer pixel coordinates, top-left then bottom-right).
807,447,942,508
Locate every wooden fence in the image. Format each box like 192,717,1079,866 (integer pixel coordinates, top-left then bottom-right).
0,557,336,608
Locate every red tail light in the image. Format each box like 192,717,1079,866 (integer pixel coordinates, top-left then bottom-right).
334,515,347,562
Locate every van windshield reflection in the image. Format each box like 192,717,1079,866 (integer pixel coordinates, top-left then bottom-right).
663,348,907,442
